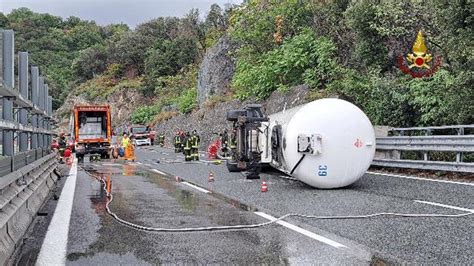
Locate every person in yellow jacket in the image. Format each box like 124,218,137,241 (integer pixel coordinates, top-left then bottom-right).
122,133,130,149
191,130,200,161
183,132,192,161
122,133,135,161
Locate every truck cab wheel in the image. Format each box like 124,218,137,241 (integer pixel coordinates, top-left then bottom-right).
226,160,242,172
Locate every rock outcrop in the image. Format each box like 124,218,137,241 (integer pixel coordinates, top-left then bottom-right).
197,36,238,107
55,88,150,130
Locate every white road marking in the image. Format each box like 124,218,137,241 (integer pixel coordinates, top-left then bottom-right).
367,171,474,186
36,159,78,266
414,200,474,213
181,181,210,193
101,163,121,166
152,169,167,176
135,161,143,165
254,212,346,249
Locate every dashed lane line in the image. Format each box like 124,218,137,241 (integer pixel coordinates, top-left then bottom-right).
414,200,474,213
367,171,474,186
254,212,347,249
151,168,167,176
181,181,210,194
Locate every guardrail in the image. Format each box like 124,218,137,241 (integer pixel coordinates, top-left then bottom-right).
373,125,474,173
0,153,58,264
0,29,54,163
0,29,58,263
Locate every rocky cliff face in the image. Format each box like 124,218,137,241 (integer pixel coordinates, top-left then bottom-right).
55,88,149,130
197,36,238,107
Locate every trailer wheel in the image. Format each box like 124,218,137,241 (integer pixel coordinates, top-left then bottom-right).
226,160,242,172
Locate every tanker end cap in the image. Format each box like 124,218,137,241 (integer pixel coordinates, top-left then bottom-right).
268,98,376,189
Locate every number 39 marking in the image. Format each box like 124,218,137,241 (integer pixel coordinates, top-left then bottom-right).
318,165,328,176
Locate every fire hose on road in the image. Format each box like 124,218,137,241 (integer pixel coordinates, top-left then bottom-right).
94,174,472,233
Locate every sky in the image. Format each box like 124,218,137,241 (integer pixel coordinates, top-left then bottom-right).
0,0,244,27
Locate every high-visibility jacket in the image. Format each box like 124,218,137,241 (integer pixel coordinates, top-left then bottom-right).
122,137,130,148
184,137,192,150
191,135,200,148
174,136,181,144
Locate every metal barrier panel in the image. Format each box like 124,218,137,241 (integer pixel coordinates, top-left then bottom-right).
374,124,474,173
26,150,36,164
0,157,10,176
13,152,27,171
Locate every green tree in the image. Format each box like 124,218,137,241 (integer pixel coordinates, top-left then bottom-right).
0,12,8,28
72,45,108,81
232,29,339,99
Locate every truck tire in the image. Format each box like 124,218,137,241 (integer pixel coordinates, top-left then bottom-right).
227,160,242,172
112,148,119,159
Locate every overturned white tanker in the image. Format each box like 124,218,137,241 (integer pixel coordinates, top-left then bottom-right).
226,98,375,188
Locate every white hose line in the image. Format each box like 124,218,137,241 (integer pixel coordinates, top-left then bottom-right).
96,177,472,233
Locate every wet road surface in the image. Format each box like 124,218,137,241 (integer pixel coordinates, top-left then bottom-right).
14,145,473,265
133,146,474,265
64,161,371,264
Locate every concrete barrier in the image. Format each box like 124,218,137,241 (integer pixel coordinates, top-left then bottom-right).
0,153,57,264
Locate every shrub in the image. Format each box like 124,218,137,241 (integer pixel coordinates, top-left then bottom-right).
131,104,161,124
177,87,197,114
232,29,339,100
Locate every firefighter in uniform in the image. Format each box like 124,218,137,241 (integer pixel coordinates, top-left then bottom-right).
230,129,237,160
191,130,200,161
174,131,182,153
221,129,229,157
183,132,192,161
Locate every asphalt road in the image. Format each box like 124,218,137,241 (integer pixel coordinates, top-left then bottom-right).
65,161,371,264
134,146,474,264
13,145,473,265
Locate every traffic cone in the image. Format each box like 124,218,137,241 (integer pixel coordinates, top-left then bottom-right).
208,171,215,182
261,180,268,192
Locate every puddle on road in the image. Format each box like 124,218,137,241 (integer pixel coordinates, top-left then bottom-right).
74,161,297,264
76,160,379,265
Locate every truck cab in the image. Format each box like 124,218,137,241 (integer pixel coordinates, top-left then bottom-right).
71,105,112,161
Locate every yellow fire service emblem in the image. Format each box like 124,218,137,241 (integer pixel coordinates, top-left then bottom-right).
407,31,432,69
397,30,441,78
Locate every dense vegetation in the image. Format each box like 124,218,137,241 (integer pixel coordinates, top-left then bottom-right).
1,0,472,126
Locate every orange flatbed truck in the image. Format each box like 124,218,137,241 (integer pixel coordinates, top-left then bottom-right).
71,105,112,161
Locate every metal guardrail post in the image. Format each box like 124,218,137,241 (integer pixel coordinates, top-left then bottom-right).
19,52,29,152
44,84,49,148
31,66,39,149
48,95,52,145
38,76,45,150
456,127,464,163
2,30,14,157
423,129,431,161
